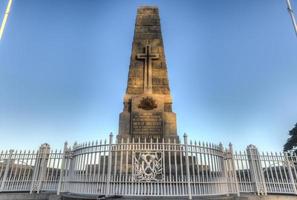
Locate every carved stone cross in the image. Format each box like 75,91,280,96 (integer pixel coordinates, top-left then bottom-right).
137,45,159,94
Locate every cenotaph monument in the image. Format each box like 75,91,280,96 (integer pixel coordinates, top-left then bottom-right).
118,6,178,141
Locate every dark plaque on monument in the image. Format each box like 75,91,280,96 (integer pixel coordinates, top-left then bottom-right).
132,112,163,137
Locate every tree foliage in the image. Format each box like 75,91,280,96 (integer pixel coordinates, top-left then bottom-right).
284,123,297,153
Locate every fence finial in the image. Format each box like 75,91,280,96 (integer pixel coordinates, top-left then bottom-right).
229,143,233,151
183,133,188,145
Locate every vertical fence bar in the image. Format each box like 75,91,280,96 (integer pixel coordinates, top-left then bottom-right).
106,133,113,197
30,148,40,194
285,152,297,195
57,142,68,195
228,143,240,196
0,149,14,192
184,133,192,200
119,138,123,194
174,138,178,195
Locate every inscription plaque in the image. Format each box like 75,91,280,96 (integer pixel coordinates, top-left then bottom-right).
132,112,163,136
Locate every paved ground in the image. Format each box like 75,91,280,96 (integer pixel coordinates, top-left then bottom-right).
0,193,296,200
61,193,243,200
61,194,297,200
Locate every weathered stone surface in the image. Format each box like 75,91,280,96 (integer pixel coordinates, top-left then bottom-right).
118,6,178,141
126,7,170,96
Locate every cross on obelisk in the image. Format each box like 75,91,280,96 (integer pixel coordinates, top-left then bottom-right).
137,45,159,94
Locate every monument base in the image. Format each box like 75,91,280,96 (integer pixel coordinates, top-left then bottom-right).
118,93,178,142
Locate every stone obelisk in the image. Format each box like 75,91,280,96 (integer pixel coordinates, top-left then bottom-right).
118,6,178,141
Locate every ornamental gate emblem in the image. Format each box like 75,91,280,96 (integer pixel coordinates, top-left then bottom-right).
133,151,163,182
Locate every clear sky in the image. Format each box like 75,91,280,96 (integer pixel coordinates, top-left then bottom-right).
0,0,296,152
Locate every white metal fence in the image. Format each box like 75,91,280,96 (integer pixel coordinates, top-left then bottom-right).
0,144,63,193
234,145,297,195
0,134,296,199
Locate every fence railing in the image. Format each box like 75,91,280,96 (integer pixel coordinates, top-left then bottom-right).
0,144,63,194
0,133,296,199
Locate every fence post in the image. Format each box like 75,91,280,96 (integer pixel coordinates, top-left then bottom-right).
284,152,297,195
30,143,50,194
184,133,192,200
228,143,240,197
106,132,113,197
246,144,267,195
57,142,68,195
37,143,50,194
219,143,229,195
0,149,14,192
66,142,77,190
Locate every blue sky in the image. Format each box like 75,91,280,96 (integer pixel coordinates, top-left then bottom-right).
0,0,296,152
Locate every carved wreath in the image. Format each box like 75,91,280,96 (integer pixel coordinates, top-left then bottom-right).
138,97,157,110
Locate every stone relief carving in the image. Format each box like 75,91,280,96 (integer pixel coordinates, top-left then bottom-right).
138,96,157,110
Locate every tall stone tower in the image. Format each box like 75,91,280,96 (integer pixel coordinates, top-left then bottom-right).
118,6,178,141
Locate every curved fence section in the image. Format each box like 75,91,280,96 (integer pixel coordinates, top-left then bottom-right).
62,135,235,197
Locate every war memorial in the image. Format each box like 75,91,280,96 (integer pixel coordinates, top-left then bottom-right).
0,6,297,200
